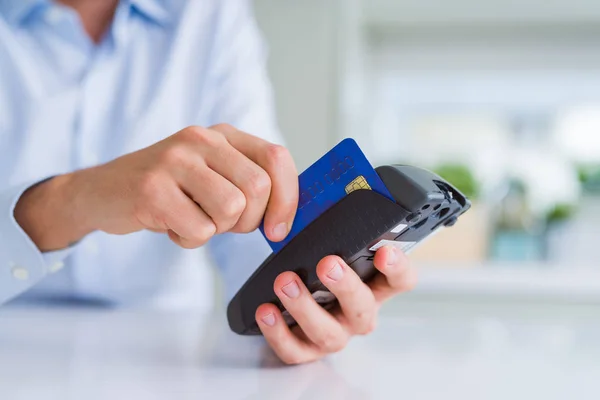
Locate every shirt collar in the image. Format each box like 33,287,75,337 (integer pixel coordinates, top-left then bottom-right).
0,0,172,27
0,0,49,25
129,0,172,26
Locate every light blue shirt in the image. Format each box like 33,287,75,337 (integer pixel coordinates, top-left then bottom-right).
0,0,279,309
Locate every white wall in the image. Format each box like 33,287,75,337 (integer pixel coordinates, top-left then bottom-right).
253,0,340,170
364,0,600,26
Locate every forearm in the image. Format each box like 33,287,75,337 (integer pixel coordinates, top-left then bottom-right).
13,171,95,252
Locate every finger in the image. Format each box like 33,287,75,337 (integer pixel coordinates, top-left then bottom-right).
370,246,417,303
214,124,298,242
200,138,271,233
255,303,322,365
273,271,349,354
147,228,168,234
159,184,216,248
316,256,377,335
180,163,246,234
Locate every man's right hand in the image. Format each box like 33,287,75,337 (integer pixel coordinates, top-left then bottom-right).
15,124,299,251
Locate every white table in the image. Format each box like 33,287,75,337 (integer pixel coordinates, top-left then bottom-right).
1,299,600,400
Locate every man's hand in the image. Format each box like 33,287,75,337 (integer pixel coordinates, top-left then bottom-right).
255,246,416,365
15,124,298,251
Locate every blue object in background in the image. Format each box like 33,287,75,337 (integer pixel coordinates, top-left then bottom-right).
490,231,545,263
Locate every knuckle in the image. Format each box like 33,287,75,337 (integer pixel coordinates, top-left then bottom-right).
173,225,216,250
181,125,223,147
280,353,304,365
263,144,291,169
315,331,346,353
178,238,200,250
183,223,216,247
180,125,205,140
363,318,378,335
353,310,370,327
159,144,188,166
221,190,246,220
194,223,217,244
138,170,163,200
245,170,271,199
177,224,215,249
230,219,258,234
210,123,236,134
231,218,260,234
355,313,377,335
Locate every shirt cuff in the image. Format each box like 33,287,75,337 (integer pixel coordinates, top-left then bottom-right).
0,180,75,304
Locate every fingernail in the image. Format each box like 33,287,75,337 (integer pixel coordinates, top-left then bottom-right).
387,247,398,266
272,222,288,240
281,281,300,298
326,262,344,281
261,313,276,326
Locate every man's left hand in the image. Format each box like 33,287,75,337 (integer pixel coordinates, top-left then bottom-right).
255,246,416,364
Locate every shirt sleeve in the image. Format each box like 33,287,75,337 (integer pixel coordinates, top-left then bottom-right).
204,0,285,300
0,181,77,305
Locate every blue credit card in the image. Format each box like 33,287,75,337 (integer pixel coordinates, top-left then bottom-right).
259,138,394,253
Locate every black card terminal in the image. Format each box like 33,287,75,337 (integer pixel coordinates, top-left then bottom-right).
227,165,471,335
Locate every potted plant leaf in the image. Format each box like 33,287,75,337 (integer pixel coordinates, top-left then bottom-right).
409,162,491,265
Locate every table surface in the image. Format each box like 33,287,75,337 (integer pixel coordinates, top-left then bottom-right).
1,299,600,400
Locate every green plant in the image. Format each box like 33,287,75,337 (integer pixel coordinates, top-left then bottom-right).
546,202,577,225
433,163,479,199
577,164,600,193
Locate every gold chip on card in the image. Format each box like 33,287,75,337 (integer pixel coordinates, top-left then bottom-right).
345,175,371,194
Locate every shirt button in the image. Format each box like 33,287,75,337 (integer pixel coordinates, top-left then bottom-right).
49,261,65,273
11,266,30,281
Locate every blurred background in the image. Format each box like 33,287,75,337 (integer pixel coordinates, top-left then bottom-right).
254,0,600,305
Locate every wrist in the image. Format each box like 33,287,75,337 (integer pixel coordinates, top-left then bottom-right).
14,171,97,251
56,170,99,241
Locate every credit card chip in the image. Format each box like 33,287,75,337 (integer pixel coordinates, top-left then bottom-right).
345,175,371,194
